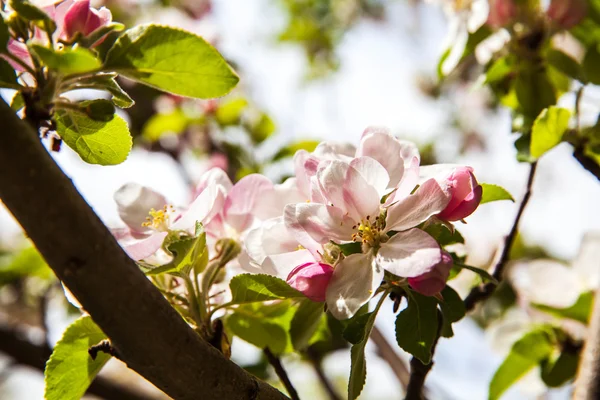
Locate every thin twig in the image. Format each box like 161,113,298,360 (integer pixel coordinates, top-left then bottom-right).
264,347,300,400
306,348,342,400
464,162,538,312
370,325,410,390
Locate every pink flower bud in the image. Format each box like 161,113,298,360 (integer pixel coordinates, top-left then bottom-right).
487,0,517,29
408,251,453,296
437,166,483,222
547,0,587,30
286,262,334,302
62,0,112,39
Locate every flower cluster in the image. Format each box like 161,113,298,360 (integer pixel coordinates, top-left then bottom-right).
113,127,483,320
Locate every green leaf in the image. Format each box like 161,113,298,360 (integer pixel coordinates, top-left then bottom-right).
290,299,325,351
10,0,55,28
142,109,189,142
0,16,9,51
541,350,579,387
70,76,135,108
225,302,295,354
11,92,24,111
530,106,571,159
229,274,304,304
423,224,464,246
547,50,584,82
533,291,594,324
395,292,439,364
249,113,276,144
489,329,554,400
77,99,116,122
454,263,498,284
583,43,600,85
439,286,465,324
0,58,18,89
0,246,52,285
146,229,207,277
30,45,101,74
55,108,132,165
347,293,387,400
272,139,320,161
215,98,248,126
485,57,513,84
104,24,239,98
480,183,514,204
337,241,362,256
44,316,111,400
515,68,556,119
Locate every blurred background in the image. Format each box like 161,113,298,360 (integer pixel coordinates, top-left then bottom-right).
1,0,600,399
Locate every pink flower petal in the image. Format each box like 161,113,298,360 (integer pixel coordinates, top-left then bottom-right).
123,232,168,261
385,178,450,232
224,174,274,232
376,229,442,278
349,156,390,198
284,203,355,245
172,183,224,231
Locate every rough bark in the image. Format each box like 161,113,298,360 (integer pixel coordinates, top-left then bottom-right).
0,99,287,400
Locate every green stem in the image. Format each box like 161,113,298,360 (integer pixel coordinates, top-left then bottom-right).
182,275,205,328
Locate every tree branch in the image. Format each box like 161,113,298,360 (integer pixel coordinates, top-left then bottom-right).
464,161,538,312
0,99,287,400
263,348,300,400
305,348,342,400
0,322,161,400
370,326,410,390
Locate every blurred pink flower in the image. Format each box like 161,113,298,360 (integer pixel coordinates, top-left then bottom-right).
487,0,517,29
547,0,587,30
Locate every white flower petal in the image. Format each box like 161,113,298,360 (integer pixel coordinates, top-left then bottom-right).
123,232,168,261
386,178,450,232
172,183,224,231
114,183,168,233
326,253,383,319
284,203,355,245
349,156,390,198
377,229,441,278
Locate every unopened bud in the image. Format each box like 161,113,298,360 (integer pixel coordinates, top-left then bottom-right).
437,166,483,222
487,0,517,29
408,251,453,296
287,262,334,302
548,0,587,30
62,0,112,39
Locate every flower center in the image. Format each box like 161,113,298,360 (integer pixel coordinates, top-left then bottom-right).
351,214,385,248
142,205,174,232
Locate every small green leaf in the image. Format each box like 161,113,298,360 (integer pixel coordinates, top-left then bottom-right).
10,0,55,27
44,316,111,400
547,50,584,82
225,302,295,354
249,113,275,144
0,246,52,285
77,99,116,122
70,75,135,108
395,292,439,364
290,299,325,351
455,263,498,284
11,92,24,111
541,350,579,388
423,224,464,246
533,291,594,324
489,329,554,400
104,24,239,98
30,45,101,74
272,139,320,161
229,274,304,304
215,97,248,126
347,293,387,400
485,57,513,84
0,58,18,89
142,109,189,142
337,241,362,256
530,106,571,159
146,230,207,277
0,17,9,51
583,43,600,85
439,286,465,338
55,108,132,165
480,183,514,204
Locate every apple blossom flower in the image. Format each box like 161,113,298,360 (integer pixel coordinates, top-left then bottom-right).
285,156,450,319
113,170,226,261
57,0,112,40
286,262,334,302
487,0,517,29
408,251,453,296
547,0,587,30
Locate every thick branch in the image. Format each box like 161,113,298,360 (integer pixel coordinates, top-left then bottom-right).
463,162,538,312
263,348,300,400
0,322,160,400
0,100,287,400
